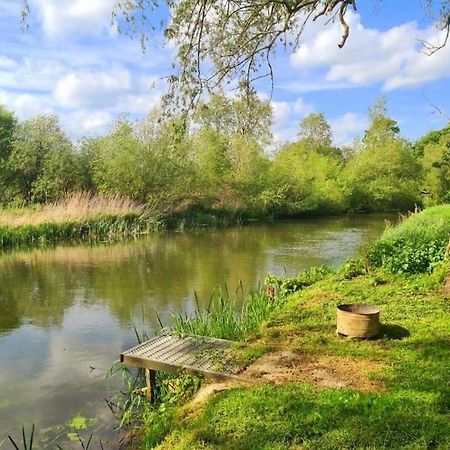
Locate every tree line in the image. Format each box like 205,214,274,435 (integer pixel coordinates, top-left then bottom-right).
0,94,449,217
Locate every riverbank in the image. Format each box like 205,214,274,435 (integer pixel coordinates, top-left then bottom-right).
0,193,160,249
0,191,402,251
138,206,450,449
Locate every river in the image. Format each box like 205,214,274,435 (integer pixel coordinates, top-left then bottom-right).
0,215,393,448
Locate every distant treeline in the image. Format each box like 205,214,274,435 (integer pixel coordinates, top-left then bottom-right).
0,93,449,218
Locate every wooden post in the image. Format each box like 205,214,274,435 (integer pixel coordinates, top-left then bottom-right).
145,368,156,403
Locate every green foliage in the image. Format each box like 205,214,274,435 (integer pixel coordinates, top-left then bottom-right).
0,105,16,160
8,115,80,203
265,265,333,296
338,258,367,279
170,285,281,340
2,99,450,225
298,112,336,156
341,136,421,212
194,90,273,147
269,141,344,215
413,123,450,158
420,129,450,205
88,115,194,212
0,214,157,249
369,205,450,273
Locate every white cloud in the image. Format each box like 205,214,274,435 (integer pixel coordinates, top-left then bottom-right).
290,12,450,91
62,110,114,135
271,97,315,143
54,68,133,108
330,112,368,146
0,56,16,69
0,90,53,119
32,0,115,38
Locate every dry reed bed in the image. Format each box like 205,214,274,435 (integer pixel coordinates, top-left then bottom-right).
0,193,145,227
0,193,158,249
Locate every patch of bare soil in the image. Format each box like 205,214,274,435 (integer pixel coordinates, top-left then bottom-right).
187,351,384,408
190,382,236,405
240,350,384,392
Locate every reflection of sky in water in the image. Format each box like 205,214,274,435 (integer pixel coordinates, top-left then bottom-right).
0,215,392,446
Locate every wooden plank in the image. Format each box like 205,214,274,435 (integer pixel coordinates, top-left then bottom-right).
120,334,252,384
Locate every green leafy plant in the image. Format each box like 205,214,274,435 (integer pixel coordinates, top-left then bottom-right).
369,205,450,274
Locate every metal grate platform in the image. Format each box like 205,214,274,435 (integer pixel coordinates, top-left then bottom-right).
120,334,251,383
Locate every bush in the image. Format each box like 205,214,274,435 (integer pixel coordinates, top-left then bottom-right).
265,265,333,296
369,206,450,274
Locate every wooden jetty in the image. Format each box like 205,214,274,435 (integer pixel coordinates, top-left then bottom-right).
120,334,252,401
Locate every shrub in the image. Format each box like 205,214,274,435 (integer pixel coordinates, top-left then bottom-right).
369,206,450,274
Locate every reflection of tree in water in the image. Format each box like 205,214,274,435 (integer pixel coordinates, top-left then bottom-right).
0,215,391,335
0,261,79,333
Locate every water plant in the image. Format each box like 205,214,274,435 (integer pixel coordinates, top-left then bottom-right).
168,283,281,340
8,425,34,450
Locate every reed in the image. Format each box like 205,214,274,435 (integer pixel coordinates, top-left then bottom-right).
169,284,281,340
0,192,147,227
0,193,161,249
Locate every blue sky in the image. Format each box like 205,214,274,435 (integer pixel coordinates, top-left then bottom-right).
0,0,449,146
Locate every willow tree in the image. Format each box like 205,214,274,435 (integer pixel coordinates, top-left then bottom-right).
117,1,449,105
22,1,450,107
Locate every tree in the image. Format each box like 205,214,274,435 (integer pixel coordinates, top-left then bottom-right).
194,89,273,147
106,1,450,106
420,128,450,204
0,105,16,160
342,104,421,211
298,113,333,148
9,115,79,202
268,141,344,214
413,123,450,158
363,97,400,147
0,106,17,202
89,114,194,210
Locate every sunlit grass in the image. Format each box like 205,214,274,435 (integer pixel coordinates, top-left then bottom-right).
369,204,450,273
169,285,283,341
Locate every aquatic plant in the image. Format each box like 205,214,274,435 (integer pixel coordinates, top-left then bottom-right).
168,283,282,340
8,425,34,450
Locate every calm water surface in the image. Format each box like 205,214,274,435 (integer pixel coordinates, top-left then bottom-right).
0,216,393,447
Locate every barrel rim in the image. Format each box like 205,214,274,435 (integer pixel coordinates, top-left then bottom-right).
337,303,380,316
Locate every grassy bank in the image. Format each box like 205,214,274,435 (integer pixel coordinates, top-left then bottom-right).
0,193,160,249
138,206,450,449
370,205,450,273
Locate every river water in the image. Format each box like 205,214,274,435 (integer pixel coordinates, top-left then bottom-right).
0,215,393,448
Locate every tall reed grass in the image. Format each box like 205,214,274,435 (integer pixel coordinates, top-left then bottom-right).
0,192,147,227
0,193,160,249
169,284,281,341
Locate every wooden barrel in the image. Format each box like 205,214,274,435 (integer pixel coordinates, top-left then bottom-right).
336,304,380,339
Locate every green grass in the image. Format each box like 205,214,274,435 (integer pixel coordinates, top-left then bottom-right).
369,205,450,273
169,286,283,341
142,268,450,449
0,213,159,249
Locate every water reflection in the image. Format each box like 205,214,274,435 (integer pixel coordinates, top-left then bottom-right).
0,215,392,446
